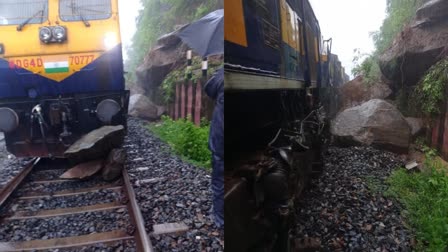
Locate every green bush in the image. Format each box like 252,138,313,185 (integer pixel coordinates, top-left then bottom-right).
386,159,448,251
413,59,448,116
149,116,211,169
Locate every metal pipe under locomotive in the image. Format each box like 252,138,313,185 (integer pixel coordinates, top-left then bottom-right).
0,0,129,157
225,0,345,251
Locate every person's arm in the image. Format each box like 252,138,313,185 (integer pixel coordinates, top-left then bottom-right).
204,68,224,100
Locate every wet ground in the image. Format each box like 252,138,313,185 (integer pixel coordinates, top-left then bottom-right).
0,119,223,252
294,146,414,251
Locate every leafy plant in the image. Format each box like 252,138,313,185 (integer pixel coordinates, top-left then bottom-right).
386,160,448,251
413,59,448,116
351,49,381,84
149,116,211,169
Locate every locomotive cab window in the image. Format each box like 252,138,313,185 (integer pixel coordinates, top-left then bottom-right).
59,0,112,22
0,0,48,25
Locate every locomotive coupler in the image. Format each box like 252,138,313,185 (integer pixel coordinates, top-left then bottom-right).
60,112,73,146
31,104,49,153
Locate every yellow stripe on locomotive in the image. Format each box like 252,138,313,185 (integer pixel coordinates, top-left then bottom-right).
0,0,121,82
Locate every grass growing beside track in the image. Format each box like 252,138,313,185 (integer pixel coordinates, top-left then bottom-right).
148,116,211,169
386,157,448,252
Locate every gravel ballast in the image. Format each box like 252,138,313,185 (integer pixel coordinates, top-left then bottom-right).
4,189,122,213
125,117,224,252
0,209,130,242
0,134,30,191
294,146,414,251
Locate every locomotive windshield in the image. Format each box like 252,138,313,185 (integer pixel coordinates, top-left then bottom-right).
0,0,48,25
59,0,112,22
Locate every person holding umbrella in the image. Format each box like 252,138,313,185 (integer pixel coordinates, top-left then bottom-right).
176,9,224,228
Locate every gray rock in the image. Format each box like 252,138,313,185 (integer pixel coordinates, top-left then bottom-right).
339,76,392,111
60,160,104,180
331,99,411,153
128,94,165,120
135,30,188,105
405,117,424,136
64,125,125,163
102,148,126,181
416,0,448,25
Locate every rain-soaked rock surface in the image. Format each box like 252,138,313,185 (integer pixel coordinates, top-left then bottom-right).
294,146,414,251
125,117,223,251
64,125,125,163
331,99,411,153
379,0,448,88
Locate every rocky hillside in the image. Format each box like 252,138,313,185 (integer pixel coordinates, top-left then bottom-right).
334,0,447,156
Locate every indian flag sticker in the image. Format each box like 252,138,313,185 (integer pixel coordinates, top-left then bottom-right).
44,61,69,74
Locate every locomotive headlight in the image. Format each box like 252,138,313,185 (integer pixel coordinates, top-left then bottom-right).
104,32,118,50
0,108,19,133
96,99,121,124
52,26,67,42
39,27,52,43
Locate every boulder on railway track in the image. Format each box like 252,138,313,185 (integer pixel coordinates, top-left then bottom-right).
64,125,125,163
331,99,411,153
60,159,104,180
102,148,127,181
128,94,165,120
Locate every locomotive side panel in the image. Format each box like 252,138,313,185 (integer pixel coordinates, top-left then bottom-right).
225,0,282,76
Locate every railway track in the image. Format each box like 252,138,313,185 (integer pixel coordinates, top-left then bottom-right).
0,158,153,252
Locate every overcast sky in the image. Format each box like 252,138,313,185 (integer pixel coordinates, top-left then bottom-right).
118,0,142,61
309,0,387,78
118,0,387,77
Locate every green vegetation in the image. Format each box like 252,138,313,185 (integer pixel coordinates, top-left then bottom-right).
126,0,223,83
149,116,211,169
364,175,386,193
351,49,381,84
353,0,423,79
413,59,448,116
386,155,448,251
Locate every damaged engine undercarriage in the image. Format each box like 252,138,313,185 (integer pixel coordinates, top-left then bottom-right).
225,90,329,251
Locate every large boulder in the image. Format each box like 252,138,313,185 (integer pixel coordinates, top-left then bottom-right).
65,125,125,163
331,99,411,153
136,29,188,104
339,75,392,111
405,117,424,136
379,0,448,89
415,0,448,25
128,94,165,120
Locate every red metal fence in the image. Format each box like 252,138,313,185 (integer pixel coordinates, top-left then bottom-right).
167,79,214,125
431,100,448,159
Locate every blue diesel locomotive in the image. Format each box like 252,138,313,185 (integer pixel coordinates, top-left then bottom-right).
225,0,347,251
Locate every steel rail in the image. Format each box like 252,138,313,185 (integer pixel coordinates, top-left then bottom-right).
0,158,40,207
122,168,154,252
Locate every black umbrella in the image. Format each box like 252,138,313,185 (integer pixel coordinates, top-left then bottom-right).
177,9,223,57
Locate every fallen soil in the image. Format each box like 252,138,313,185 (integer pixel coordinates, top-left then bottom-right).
294,146,414,251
